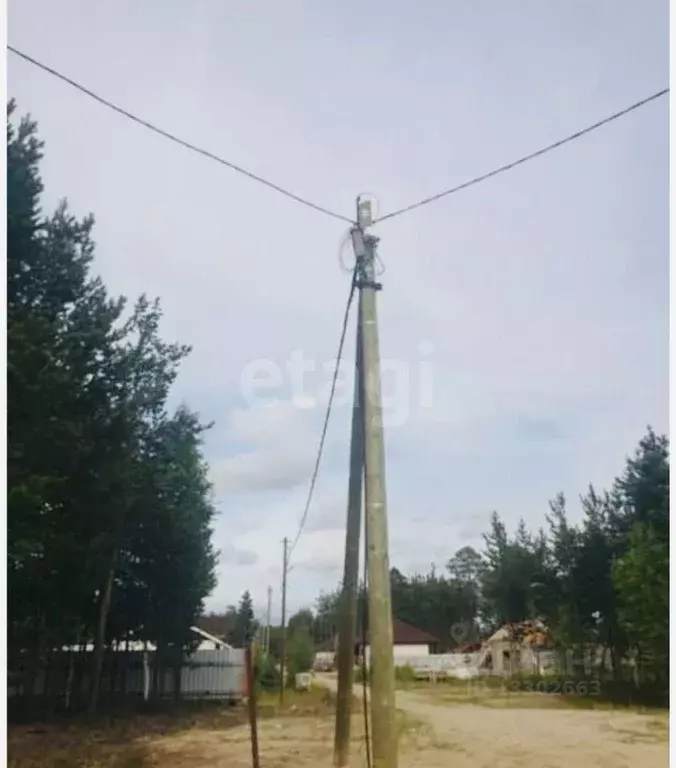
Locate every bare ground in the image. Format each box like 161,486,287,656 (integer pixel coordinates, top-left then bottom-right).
8,681,668,768
318,673,669,768
7,689,445,768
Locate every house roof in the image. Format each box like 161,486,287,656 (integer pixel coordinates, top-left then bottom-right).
315,618,439,651
392,618,439,645
189,625,234,649
360,619,438,646
196,614,234,640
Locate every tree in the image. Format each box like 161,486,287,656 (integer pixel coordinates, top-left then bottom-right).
613,523,668,686
229,591,256,647
307,428,669,699
288,609,315,639
446,546,484,585
286,627,315,684
7,102,218,712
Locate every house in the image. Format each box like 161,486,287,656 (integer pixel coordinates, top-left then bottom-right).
360,619,439,666
190,625,234,651
196,614,235,644
477,620,551,676
386,618,440,659
314,618,439,668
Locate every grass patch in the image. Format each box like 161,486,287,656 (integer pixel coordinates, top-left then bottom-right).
409,678,670,714
257,684,344,720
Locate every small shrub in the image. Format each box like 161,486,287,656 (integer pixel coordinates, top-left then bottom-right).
256,654,280,691
354,664,415,685
395,665,416,684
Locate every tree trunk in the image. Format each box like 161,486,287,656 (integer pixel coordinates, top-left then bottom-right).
143,644,150,702
110,640,120,700
26,613,48,700
172,649,182,704
598,645,608,682
64,628,81,710
151,645,161,700
88,552,117,714
610,645,621,682
121,636,129,696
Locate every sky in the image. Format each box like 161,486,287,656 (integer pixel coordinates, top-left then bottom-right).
8,0,669,622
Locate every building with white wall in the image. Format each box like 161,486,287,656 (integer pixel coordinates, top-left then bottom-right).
361,619,439,665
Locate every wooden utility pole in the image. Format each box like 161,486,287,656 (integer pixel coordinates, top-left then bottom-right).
266,586,272,655
334,304,365,767
279,537,289,704
245,643,261,768
351,197,398,768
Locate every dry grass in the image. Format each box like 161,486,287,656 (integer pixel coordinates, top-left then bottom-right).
405,678,669,715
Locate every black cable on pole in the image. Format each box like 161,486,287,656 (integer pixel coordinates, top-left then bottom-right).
8,45,354,225
373,88,669,224
287,271,358,562
361,517,372,768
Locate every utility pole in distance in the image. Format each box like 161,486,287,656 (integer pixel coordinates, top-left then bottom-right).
334,302,365,767
352,198,397,768
266,586,272,656
279,538,289,705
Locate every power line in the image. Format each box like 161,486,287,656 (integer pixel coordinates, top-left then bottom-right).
374,88,669,224
287,271,358,562
8,45,354,225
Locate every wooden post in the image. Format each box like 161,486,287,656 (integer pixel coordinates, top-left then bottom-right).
279,537,289,704
353,198,398,768
245,644,261,768
334,306,365,766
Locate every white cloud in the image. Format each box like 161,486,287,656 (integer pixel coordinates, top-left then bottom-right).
211,450,314,496
209,400,321,496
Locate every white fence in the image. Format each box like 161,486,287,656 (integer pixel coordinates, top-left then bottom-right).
10,647,247,702
396,650,557,678
394,653,482,678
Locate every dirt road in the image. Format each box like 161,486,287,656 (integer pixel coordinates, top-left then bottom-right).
317,674,668,768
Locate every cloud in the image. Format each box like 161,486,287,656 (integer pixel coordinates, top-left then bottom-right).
211,450,314,495
218,543,259,567
209,400,322,497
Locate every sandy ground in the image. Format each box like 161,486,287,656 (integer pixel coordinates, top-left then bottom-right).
144,713,449,768
9,681,668,768
316,674,669,768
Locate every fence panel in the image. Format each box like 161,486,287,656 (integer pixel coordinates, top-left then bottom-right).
8,647,247,705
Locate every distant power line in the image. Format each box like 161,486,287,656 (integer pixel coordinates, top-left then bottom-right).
373,88,669,224
8,45,354,224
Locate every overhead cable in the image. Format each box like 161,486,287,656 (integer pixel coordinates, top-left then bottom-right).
373,88,669,224
287,271,358,562
8,45,354,224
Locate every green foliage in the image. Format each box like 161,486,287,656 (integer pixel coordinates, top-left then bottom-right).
256,654,280,691
395,664,416,684
613,523,669,682
7,103,217,709
228,591,257,647
310,428,668,700
355,665,415,685
286,626,315,684
287,608,315,637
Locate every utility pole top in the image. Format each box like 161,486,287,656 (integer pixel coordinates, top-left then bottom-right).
357,196,373,229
